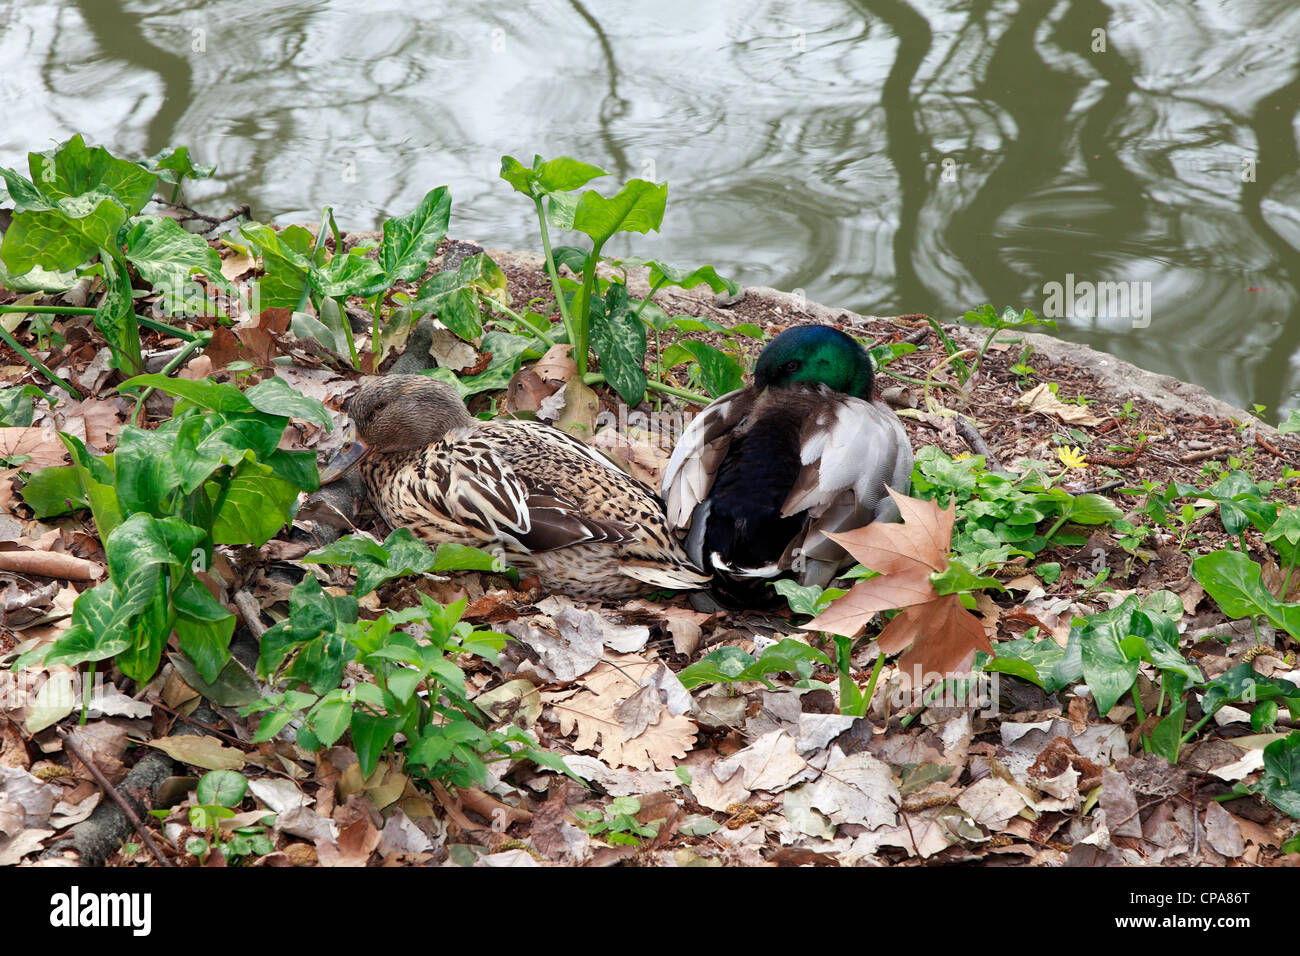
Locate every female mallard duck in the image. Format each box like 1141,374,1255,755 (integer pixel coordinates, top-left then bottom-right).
661,325,914,603
323,375,709,601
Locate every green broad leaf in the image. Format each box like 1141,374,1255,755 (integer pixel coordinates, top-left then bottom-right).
119,374,255,415
377,185,452,283
1279,409,1300,436
1065,493,1124,524
122,216,224,294
1,192,129,274
677,646,763,690
40,582,135,669
1078,610,1141,716
869,342,917,368
1192,550,1300,638
244,376,332,429
0,166,52,212
264,448,320,495
240,222,315,309
351,710,405,778
424,331,532,400
432,542,506,573
304,528,441,597
1252,700,1280,733
1128,610,1201,682
29,134,158,215
411,253,510,341
671,340,743,398
549,245,590,275
1260,732,1300,818
929,560,1004,596
90,259,141,375
413,272,479,339
208,459,299,546
311,248,388,300
571,179,667,246
19,465,87,517
1038,562,1063,585
612,257,738,295
748,639,833,680
961,304,1057,333
175,608,237,685
139,146,215,187
498,155,535,195
166,652,261,708
589,284,647,405
1147,700,1187,762
196,769,247,808
1201,663,1300,721
667,316,727,334
545,191,580,231
171,413,282,492
529,156,608,194
111,424,180,518
58,434,122,536
0,385,47,427
288,299,350,357
980,637,1066,691
771,579,844,617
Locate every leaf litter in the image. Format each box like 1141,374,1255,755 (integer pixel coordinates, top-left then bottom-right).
1,235,1299,867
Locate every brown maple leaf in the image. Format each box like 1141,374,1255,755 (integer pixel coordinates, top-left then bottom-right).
803,488,993,681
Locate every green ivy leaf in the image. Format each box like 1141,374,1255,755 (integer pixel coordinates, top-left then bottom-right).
29,134,158,216
377,185,452,283
122,216,225,296
589,284,646,405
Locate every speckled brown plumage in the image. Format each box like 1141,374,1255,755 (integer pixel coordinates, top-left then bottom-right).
338,375,708,601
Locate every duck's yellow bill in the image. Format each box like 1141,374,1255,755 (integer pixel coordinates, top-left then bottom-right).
319,426,373,485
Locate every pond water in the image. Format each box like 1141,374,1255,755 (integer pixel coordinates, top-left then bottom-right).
4,0,1299,420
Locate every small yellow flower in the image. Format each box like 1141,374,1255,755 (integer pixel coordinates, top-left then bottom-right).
1057,445,1088,469
953,452,972,461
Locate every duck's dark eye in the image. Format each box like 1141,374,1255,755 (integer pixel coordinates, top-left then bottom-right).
784,360,800,373
372,400,388,414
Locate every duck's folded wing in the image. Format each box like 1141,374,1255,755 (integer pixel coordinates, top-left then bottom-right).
436,437,638,552
660,387,753,529
780,396,915,572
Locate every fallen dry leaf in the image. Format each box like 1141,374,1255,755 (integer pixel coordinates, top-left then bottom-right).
1016,383,1103,426
1203,801,1244,858
0,426,68,470
804,490,992,679
144,735,246,771
547,652,696,771
0,550,104,581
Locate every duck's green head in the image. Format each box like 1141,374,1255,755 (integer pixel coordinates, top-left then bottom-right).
753,325,873,399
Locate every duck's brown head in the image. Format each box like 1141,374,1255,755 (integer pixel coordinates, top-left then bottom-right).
321,375,473,483
348,375,473,452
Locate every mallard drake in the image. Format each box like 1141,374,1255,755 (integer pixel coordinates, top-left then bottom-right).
322,375,709,601
661,324,914,603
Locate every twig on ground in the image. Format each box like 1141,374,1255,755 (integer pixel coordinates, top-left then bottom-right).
55,725,174,867
234,589,268,639
955,417,1001,471
1179,445,1231,464
153,199,251,232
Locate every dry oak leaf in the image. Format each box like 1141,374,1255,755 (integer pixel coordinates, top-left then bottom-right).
803,489,992,678
550,652,696,771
